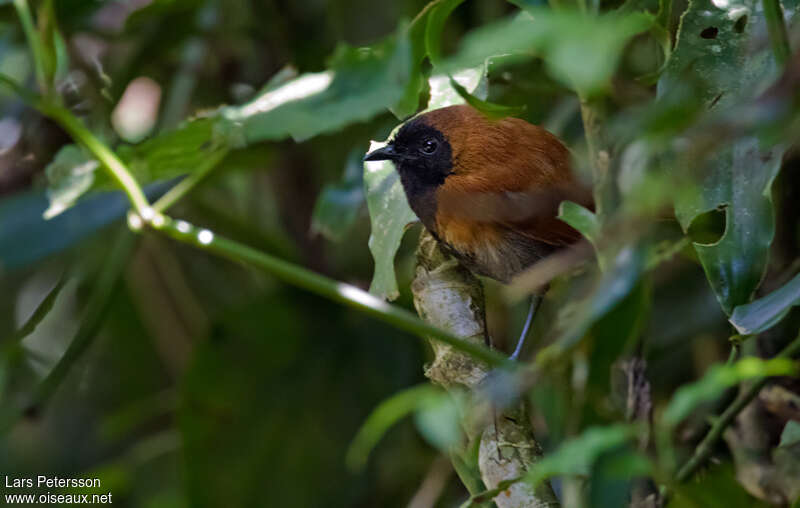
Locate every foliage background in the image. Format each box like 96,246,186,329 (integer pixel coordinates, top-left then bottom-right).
0,0,799,507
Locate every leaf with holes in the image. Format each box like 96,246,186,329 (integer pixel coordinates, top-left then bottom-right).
659,0,798,314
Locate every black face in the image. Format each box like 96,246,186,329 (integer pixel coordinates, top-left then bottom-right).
364,119,454,191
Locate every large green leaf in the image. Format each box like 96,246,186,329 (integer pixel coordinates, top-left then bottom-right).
364,66,487,300
729,273,800,335
659,0,798,314
220,32,412,143
43,29,413,218
445,8,651,95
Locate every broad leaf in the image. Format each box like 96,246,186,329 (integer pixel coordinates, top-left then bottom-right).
659,0,798,314
729,273,800,335
445,8,651,95
43,29,413,218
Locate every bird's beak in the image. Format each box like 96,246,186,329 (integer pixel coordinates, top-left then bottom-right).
363,144,397,162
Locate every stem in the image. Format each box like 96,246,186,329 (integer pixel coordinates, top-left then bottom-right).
0,232,135,434
12,0,48,92
150,217,509,368
675,330,800,482
152,149,229,212
762,0,792,67
40,103,151,214
579,94,611,218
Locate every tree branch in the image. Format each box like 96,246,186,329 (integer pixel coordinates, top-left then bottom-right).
412,231,560,508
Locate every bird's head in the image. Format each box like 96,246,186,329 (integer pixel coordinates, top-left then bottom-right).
364,111,456,189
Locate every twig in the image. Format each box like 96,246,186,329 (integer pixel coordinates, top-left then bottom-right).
150,216,510,367
12,0,49,92
675,329,800,482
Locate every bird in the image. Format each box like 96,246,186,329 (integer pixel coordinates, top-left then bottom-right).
364,104,593,359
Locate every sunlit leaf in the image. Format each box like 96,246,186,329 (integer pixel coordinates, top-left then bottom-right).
663,357,798,427
221,30,412,143
729,273,800,335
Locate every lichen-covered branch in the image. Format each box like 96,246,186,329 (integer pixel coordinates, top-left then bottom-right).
412,231,560,508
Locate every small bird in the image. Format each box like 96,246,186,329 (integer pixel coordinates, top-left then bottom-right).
365,105,593,359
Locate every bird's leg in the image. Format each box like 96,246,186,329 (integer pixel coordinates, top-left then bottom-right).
509,293,543,361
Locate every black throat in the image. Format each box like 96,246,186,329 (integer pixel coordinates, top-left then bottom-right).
390,120,454,233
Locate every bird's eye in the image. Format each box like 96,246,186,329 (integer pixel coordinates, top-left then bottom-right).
420,138,438,155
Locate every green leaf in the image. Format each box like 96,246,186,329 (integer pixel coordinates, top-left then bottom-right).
539,246,645,363
662,357,798,427
445,8,651,95
660,0,798,314
43,28,412,217
345,384,440,470
558,201,601,262
779,421,800,448
425,0,467,66
413,390,464,452
729,273,800,335
221,30,412,144
43,145,99,219
364,65,487,300
667,463,769,508
311,149,365,242
448,76,526,120
523,425,641,486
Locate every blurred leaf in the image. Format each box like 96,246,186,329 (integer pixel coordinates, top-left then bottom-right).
364,65,486,300
346,384,439,470
588,448,652,508
311,148,365,242
36,0,68,86
448,76,526,119
660,0,798,314
779,421,800,448
667,463,769,508
425,0,466,66
1,183,169,270
663,357,798,427
413,390,464,452
540,246,645,362
43,145,99,219
524,425,642,487
446,8,651,95
729,273,800,335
